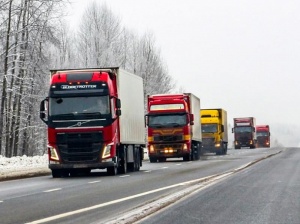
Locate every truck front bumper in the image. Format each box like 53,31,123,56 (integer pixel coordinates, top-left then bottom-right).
49,157,117,170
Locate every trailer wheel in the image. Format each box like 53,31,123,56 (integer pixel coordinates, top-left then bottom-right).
135,151,141,171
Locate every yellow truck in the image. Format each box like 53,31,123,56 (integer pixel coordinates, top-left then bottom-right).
201,109,228,155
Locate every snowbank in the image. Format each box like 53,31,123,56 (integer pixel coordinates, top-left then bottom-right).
0,154,50,181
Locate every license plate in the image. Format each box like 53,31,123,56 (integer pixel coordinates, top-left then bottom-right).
73,164,88,168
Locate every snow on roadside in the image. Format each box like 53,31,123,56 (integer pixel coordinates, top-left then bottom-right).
0,154,50,180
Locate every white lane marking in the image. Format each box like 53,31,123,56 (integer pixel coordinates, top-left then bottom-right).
119,175,130,178
28,175,217,224
0,201,3,203
144,170,152,173
43,188,61,193
88,181,101,184
175,164,182,166
160,167,168,169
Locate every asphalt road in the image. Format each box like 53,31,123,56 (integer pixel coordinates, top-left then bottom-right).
0,147,284,224
140,147,300,224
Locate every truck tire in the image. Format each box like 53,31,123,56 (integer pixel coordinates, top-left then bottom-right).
52,169,69,178
183,153,191,161
193,143,200,160
52,169,61,178
149,157,157,163
224,143,228,155
134,150,141,171
118,146,127,174
107,166,118,176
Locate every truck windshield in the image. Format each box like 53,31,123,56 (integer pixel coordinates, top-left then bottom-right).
49,96,110,116
202,124,217,133
234,126,252,133
256,132,269,137
148,114,187,127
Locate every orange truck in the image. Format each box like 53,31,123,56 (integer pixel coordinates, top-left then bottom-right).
256,125,271,148
145,93,202,162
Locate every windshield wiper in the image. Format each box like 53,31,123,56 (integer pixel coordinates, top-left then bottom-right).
167,123,182,127
150,124,164,128
81,112,102,116
54,113,77,118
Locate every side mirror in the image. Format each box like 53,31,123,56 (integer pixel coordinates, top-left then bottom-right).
190,114,194,125
40,98,48,125
116,109,121,116
221,125,224,132
116,98,121,109
144,115,148,127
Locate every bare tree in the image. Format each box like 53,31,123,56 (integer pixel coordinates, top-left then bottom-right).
0,0,68,157
77,1,122,67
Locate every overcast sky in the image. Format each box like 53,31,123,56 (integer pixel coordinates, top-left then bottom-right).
67,0,300,146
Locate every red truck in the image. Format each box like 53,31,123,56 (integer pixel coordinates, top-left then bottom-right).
256,125,271,148
40,68,145,177
232,117,256,149
145,93,202,162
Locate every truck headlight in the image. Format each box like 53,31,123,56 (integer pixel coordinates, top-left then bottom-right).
215,142,221,147
102,144,112,159
48,145,59,161
149,145,155,153
183,144,188,151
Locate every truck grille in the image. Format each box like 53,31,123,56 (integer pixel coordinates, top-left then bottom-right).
257,137,268,144
239,136,250,143
202,138,214,147
56,132,103,163
153,135,183,142
155,143,182,153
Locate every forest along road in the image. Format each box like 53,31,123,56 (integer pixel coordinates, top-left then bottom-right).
0,147,282,224
140,147,300,224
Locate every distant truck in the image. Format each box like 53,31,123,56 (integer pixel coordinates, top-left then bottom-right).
232,117,256,149
40,67,145,177
201,109,228,155
145,93,202,162
256,125,271,148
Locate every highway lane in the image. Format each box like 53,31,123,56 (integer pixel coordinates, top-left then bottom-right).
140,147,300,224
0,147,281,224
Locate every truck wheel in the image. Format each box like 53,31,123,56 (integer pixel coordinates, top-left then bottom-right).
107,166,118,176
52,169,61,178
134,149,141,171
224,144,228,155
183,153,191,161
118,146,127,174
149,157,157,163
118,155,127,174
193,144,200,160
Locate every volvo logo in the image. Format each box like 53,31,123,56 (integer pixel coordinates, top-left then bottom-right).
76,122,82,126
